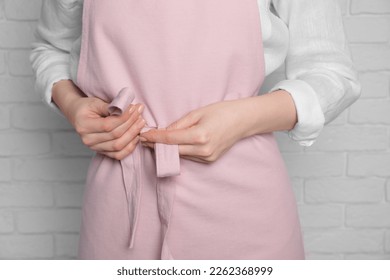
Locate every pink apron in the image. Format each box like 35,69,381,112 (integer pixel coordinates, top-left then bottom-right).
76,0,305,259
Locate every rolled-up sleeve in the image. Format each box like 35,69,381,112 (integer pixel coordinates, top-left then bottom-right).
270,0,361,146
29,0,82,118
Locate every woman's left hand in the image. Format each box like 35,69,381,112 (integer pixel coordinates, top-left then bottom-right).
140,90,298,164
139,98,253,163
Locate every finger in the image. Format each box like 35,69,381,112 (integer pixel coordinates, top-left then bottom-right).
90,117,146,152
180,155,210,164
91,98,110,117
140,127,201,145
100,103,144,132
84,103,143,133
141,141,154,149
140,141,212,163
140,142,209,164
82,108,143,146
166,111,200,130
141,142,211,164
142,141,202,157
98,136,140,160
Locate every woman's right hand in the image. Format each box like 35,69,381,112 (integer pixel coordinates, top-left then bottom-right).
52,79,146,160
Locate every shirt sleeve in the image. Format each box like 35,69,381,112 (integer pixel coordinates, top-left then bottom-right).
270,0,361,146
29,0,82,118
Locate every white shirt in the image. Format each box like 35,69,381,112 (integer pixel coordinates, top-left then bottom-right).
30,0,361,146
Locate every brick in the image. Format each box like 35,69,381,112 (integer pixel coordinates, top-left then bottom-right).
359,72,389,99
0,77,40,103
304,230,383,253
0,51,5,74
349,100,390,124
4,0,42,20
8,50,34,76
305,178,385,203
0,1,4,19
0,158,11,181
54,184,84,208
274,132,305,153
310,126,387,151
338,0,348,15
0,210,14,233
344,254,390,260
17,209,81,233
0,22,36,48
52,132,94,157
0,183,53,207
0,106,10,129
389,129,390,148
11,104,73,130
350,45,390,71
0,235,53,259
348,153,390,177
305,254,342,260
298,205,343,228
327,110,348,126
343,17,390,43
13,157,90,182
282,153,345,178
351,0,390,14
386,231,390,253
346,204,390,227
55,234,79,258
0,132,50,155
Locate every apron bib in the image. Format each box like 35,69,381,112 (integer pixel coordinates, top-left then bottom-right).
76,0,304,259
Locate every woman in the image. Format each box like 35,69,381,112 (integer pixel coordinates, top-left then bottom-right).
30,0,361,260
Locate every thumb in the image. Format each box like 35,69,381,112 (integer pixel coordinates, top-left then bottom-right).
90,98,110,117
167,111,200,130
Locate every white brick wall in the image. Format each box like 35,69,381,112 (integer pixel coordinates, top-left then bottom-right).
0,0,389,260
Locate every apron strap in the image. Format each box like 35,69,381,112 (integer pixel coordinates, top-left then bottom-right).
109,87,181,177
154,143,180,177
107,87,135,116
107,87,180,251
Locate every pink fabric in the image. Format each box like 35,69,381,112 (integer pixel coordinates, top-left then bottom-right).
76,0,305,259
107,86,180,254
154,143,180,178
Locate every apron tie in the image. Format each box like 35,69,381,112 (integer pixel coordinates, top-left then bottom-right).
107,87,180,255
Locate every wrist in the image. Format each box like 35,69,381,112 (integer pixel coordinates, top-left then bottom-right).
52,80,84,116
240,90,298,138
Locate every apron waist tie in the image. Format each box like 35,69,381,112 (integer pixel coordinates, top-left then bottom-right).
108,87,180,257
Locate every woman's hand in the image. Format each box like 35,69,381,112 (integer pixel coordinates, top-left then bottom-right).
52,80,146,160
140,90,297,164
140,98,255,163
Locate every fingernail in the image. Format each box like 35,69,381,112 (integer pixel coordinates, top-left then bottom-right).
139,136,147,142
129,106,135,113
138,104,144,113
